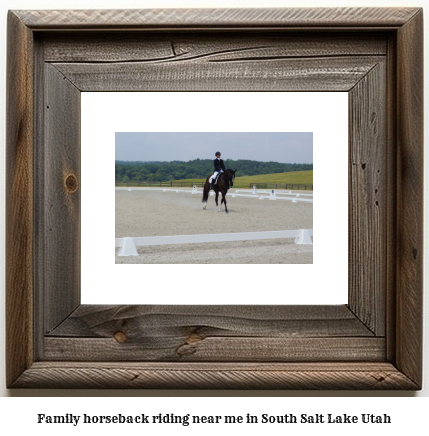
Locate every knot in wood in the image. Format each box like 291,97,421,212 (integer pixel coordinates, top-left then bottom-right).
186,333,203,344
114,331,128,343
65,174,78,193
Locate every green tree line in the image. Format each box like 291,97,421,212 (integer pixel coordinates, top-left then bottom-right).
115,159,313,183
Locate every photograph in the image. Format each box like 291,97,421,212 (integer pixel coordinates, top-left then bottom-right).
115,132,313,264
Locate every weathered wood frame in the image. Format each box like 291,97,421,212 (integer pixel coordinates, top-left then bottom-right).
6,8,423,389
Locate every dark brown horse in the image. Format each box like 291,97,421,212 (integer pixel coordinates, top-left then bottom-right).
202,169,237,213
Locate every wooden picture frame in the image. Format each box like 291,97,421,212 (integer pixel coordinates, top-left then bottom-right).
6,7,423,389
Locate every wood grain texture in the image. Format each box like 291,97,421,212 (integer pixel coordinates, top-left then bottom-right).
348,62,386,335
47,305,375,338
52,56,383,92
6,11,35,388
33,38,47,361
44,337,385,362
14,8,420,29
384,34,398,364
42,33,388,63
44,305,380,362
11,362,419,390
395,9,424,388
43,64,81,333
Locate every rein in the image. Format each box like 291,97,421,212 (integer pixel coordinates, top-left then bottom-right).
221,170,232,189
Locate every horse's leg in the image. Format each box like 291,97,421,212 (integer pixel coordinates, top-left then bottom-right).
219,191,227,213
202,182,206,209
202,180,211,209
215,190,221,212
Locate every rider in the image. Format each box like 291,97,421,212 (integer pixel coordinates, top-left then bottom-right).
210,151,226,189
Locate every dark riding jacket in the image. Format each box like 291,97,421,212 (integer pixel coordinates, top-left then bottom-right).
214,158,226,172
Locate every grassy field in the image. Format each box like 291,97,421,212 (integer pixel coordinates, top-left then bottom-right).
235,170,313,186
172,170,313,188
116,170,313,189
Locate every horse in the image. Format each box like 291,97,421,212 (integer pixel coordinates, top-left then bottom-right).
202,169,237,213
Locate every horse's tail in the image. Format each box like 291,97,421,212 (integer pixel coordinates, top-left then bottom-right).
202,179,210,203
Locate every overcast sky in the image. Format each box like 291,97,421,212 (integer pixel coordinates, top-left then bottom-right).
115,132,313,163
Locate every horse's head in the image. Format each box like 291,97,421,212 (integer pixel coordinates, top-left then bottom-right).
228,169,237,187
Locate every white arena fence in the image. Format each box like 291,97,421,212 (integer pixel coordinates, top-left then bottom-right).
116,186,313,203
116,229,313,256
236,187,313,197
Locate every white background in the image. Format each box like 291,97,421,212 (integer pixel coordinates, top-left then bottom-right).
0,0,427,422
81,92,348,305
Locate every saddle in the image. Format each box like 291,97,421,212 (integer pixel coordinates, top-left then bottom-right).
212,173,221,185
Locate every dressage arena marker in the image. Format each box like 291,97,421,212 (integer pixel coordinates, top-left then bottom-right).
116,229,313,256
117,237,139,256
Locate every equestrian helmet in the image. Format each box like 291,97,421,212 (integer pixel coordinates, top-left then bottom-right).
215,151,221,156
